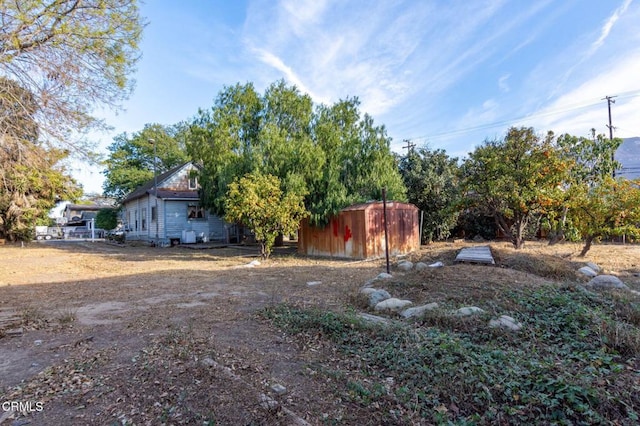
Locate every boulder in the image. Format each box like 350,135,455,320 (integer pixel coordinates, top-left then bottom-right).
397,261,414,271
586,262,601,273
415,262,428,271
368,289,391,308
363,272,393,288
374,298,413,313
577,266,598,278
489,315,522,331
455,306,485,317
586,275,628,290
401,303,439,318
360,287,378,295
358,312,392,326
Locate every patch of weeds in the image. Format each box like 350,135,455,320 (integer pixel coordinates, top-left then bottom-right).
20,306,48,329
261,299,640,424
158,324,200,361
54,308,76,327
596,319,640,356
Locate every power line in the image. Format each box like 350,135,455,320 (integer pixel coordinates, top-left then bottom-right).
403,90,640,143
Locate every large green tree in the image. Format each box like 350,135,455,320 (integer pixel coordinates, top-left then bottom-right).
102,123,190,200
224,172,308,259
399,146,461,243
306,98,406,225
461,127,569,249
546,132,622,245
0,77,81,241
188,82,263,215
571,177,640,256
0,0,144,152
188,81,405,227
0,137,81,241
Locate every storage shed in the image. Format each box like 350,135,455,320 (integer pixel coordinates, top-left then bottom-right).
298,201,419,259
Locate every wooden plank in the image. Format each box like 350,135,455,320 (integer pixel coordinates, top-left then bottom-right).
455,246,495,264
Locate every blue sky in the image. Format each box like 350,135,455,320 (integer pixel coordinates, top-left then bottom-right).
76,0,640,194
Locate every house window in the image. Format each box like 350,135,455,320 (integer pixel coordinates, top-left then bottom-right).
134,210,138,231
188,176,198,190
187,205,205,220
141,208,147,231
151,206,157,221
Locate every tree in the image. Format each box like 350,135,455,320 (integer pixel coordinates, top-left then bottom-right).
102,123,190,200
0,137,81,241
399,146,461,242
570,177,640,257
461,127,569,249
224,172,308,259
189,81,406,227
188,82,263,215
0,0,144,152
306,98,406,225
546,132,622,244
96,208,118,230
0,77,81,241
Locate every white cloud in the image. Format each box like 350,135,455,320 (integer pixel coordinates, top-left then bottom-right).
498,74,511,93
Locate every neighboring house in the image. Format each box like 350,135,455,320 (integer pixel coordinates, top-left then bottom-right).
63,204,104,226
120,162,227,245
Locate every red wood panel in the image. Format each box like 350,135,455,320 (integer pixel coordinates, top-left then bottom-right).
298,202,419,259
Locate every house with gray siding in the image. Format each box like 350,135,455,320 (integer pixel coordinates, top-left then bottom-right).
120,162,227,245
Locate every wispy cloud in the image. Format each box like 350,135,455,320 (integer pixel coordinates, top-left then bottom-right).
588,0,632,56
241,0,562,120
547,0,634,100
498,74,511,93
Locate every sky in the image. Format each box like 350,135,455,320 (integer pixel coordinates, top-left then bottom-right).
74,0,640,194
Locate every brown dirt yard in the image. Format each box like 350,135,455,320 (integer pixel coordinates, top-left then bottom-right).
1,240,639,425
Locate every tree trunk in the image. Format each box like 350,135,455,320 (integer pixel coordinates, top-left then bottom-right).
579,235,595,257
548,206,568,246
494,215,513,244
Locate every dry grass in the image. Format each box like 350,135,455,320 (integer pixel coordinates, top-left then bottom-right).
2,239,640,425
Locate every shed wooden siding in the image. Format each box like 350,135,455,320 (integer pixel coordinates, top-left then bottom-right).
298,202,419,259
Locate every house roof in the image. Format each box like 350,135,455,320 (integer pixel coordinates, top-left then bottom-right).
121,162,197,204
64,204,106,212
155,189,199,200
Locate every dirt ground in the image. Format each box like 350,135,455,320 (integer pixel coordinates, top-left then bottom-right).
1,239,639,425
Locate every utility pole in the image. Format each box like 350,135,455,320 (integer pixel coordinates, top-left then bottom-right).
149,138,159,243
602,95,617,177
402,139,415,155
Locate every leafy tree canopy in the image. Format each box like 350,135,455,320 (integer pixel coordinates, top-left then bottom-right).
570,177,640,256
96,208,119,231
545,131,623,244
0,0,144,153
188,80,406,226
0,77,81,241
556,132,622,185
102,123,190,201
0,136,81,241
224,172,308,259
461,126,570,249
399,146,461,242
